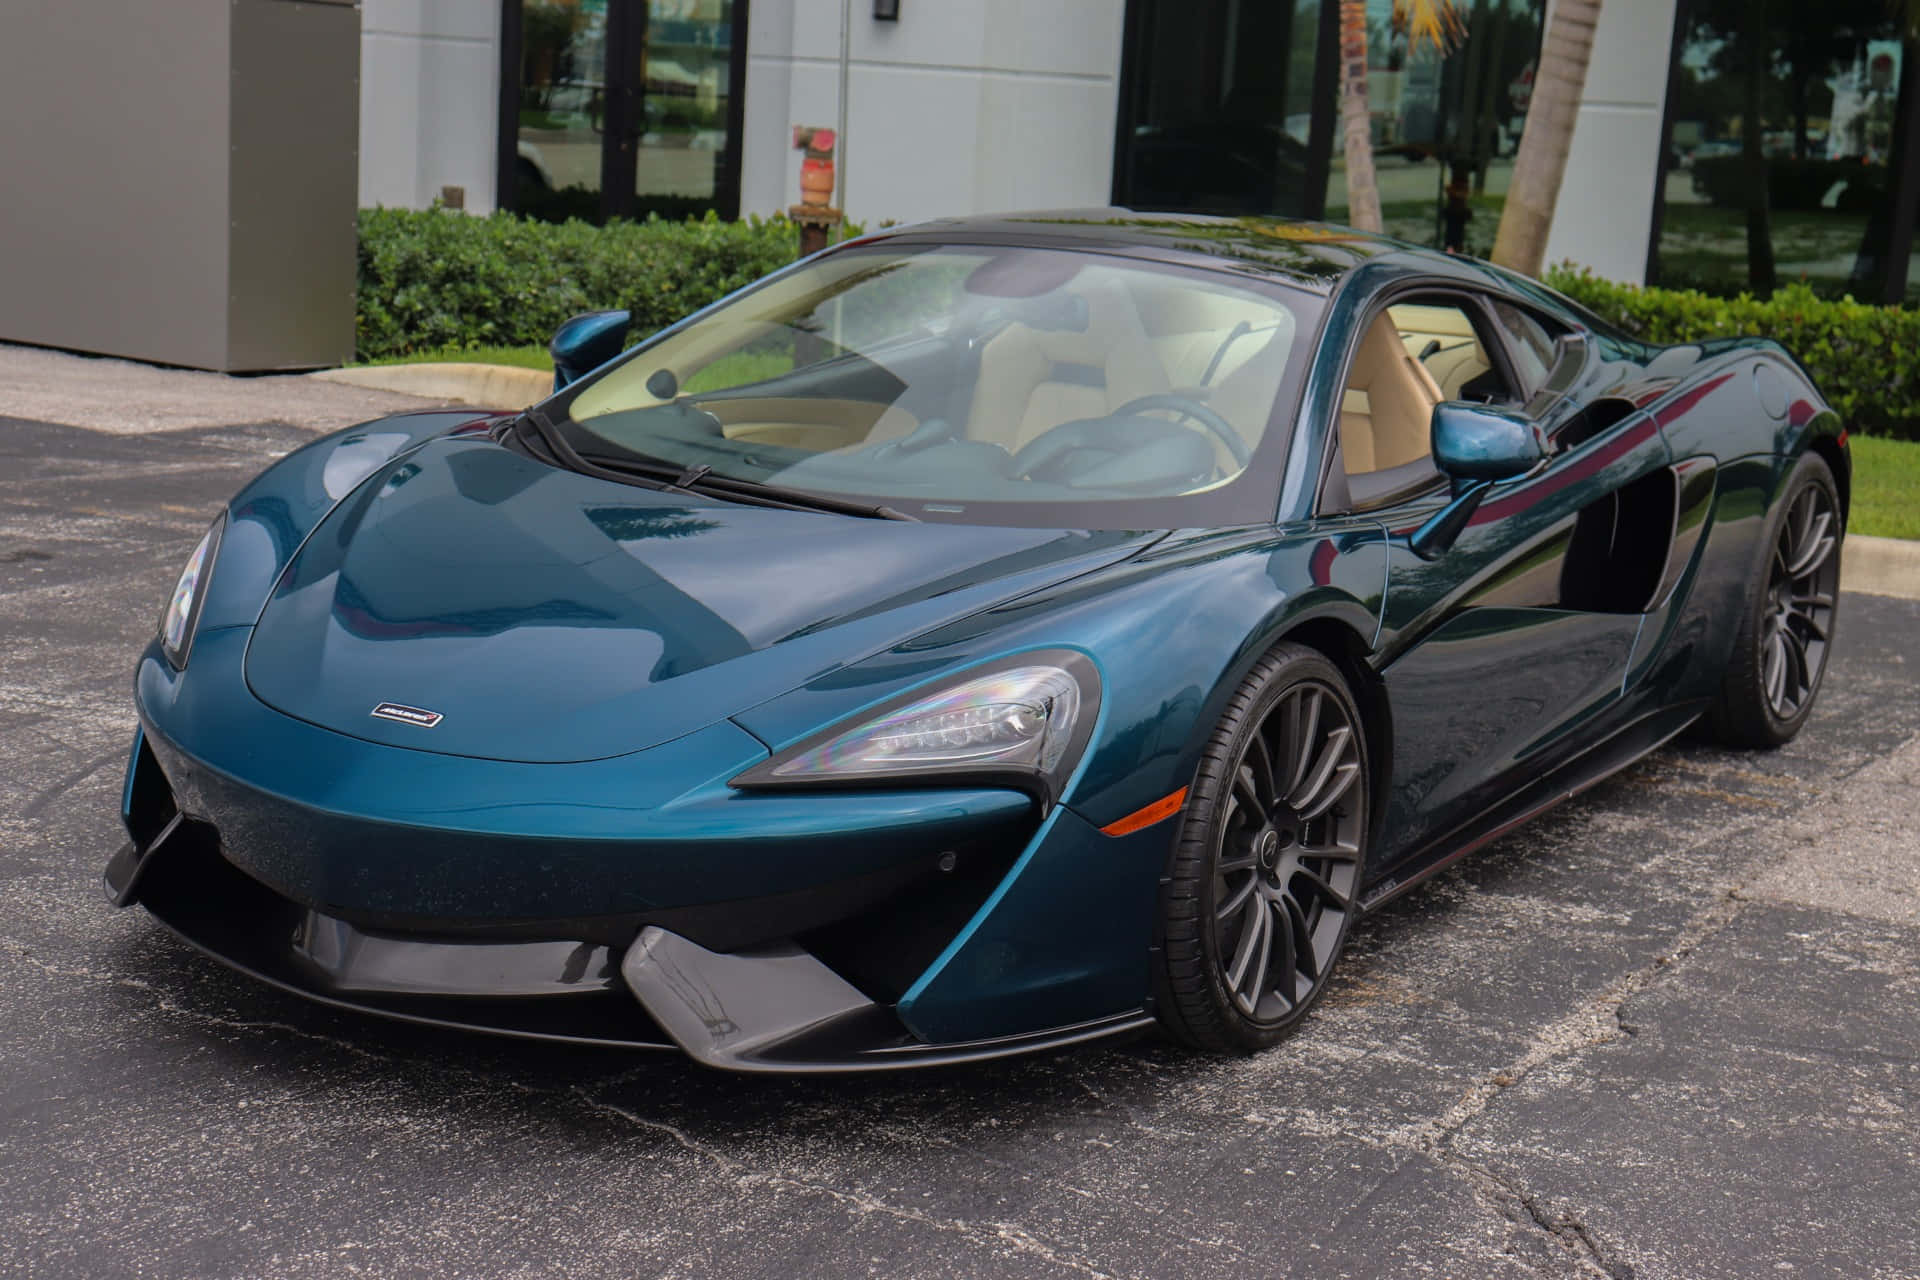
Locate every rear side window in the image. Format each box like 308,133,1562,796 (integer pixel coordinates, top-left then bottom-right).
1489,300,1563,397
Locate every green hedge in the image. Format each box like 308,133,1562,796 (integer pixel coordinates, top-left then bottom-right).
353,210,1916,441
355,207,806,362
1545,267,1920,441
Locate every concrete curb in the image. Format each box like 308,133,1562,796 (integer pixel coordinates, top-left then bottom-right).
309,362,553,410
1846,534,1920,601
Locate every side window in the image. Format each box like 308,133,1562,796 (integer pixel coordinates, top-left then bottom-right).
1488,300,1564,399
1340,298,1515,481
1386,302,1513,405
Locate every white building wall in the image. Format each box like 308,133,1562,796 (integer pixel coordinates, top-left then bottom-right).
359,0,501,212
357,0,1673,273
742,0,1126,225
1542,0,1676,283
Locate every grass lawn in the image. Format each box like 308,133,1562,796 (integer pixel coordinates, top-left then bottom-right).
1850,435,1920,541
361,344,552,371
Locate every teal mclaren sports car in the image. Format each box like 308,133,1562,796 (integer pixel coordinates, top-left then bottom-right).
106,212,1849,1072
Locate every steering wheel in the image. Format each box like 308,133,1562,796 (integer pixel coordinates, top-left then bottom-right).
1107,394,1251,468
1010,394,1251,486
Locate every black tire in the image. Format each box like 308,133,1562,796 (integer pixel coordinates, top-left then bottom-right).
1153,644,1370,1054
1705,451,1843,748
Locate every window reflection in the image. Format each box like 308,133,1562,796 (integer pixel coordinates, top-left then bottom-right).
1118,0,1326,217
1113,0,1545,253
515,1,609,221
633,0,736,211
1657,7,1912,301
512,0,739,224
1323,0,1543,253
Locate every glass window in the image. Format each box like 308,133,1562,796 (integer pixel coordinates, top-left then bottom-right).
1390,302,1504,401
1340,299,1511,477
1115,0,1327,217
1656,6,1914,301
632,0,737,214
510,0,742,223
553,246,1323,528
514,1,610,221
1323,0,1545,253
1488,299,1560,395
1112,0,1545,247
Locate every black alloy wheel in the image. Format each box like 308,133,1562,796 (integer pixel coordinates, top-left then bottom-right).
1759,481,1840,719
1709,451,1843,748
1154,644,1369,1053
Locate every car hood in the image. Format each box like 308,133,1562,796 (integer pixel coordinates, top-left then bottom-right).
243,437,1153,762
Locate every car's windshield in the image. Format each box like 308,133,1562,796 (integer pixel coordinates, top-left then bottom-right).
547,243,1321,528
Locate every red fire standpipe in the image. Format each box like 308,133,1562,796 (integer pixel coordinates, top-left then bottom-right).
790,125,843,259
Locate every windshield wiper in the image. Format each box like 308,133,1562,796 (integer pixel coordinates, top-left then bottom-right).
671,469,920,521
513,410,916,521
512,408,674,493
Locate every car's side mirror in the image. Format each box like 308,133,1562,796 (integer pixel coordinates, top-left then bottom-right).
550,310,633,391
1409,402,1548,559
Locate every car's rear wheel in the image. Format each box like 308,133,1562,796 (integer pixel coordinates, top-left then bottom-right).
1706,451,1843,748
1153,644,1368,1053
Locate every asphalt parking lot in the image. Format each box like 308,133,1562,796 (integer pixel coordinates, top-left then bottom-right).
4,344,1918,1280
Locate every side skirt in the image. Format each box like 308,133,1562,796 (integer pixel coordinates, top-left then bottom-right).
1356,700,1706,914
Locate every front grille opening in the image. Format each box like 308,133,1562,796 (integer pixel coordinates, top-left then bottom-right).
137,833,676,1049
799,837,1022,1004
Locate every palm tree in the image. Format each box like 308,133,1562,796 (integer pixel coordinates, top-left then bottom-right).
1489,0,1603,275
1339,1,1463,233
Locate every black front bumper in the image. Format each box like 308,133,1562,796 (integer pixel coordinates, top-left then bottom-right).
107,740,1153,1071
124,825,678,1049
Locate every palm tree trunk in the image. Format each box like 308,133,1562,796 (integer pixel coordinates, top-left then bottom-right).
1339,0,1384,232
1489,0,1602,275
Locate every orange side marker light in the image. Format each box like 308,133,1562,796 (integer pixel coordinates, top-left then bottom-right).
1100,787,1188,838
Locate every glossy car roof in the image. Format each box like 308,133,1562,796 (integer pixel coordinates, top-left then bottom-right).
855,208,1411,294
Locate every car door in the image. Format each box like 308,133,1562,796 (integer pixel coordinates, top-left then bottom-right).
1328,287,1675,872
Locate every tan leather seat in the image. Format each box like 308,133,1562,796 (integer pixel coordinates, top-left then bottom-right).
963,279,1171,452
1389,304,1493,400
1342,315,1444,474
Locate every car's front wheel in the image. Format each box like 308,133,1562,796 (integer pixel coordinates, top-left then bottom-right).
1153,644,1369,1053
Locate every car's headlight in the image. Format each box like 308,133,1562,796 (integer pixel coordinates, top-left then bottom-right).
159,514,224,670
733,651,1100,808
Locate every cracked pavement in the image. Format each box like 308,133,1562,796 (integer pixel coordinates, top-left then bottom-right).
3,343,1918,1278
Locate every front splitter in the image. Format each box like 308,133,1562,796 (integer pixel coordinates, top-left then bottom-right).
122,828,1155,1072
132,828,677,1050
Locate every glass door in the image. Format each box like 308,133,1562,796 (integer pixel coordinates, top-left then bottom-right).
620,0,739,219
512,0,612,221
506,0,743,223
